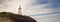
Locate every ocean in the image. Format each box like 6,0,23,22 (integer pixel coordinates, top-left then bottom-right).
30,14,60,22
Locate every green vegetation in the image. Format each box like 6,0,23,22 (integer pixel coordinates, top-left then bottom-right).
0,12,36,22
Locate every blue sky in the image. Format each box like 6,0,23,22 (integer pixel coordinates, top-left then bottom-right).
29,0,60,15
32,0,60,10
20,0,60,15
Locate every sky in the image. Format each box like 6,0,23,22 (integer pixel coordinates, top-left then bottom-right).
21,0,60,22
0,0,60,15
20,0,60,15
0,0,20,14
0,0,60,22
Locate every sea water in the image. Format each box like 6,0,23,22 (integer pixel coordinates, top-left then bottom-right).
30,14,60,22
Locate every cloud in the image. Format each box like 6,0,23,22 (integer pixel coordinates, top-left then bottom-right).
0,0,20,14
22,4,53,15
21,0,53,15
21,0,60,15
0,0,60,15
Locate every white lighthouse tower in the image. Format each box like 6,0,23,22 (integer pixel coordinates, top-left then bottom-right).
18,5,22,15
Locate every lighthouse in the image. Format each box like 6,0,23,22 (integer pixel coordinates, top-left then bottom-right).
18,5,22,15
